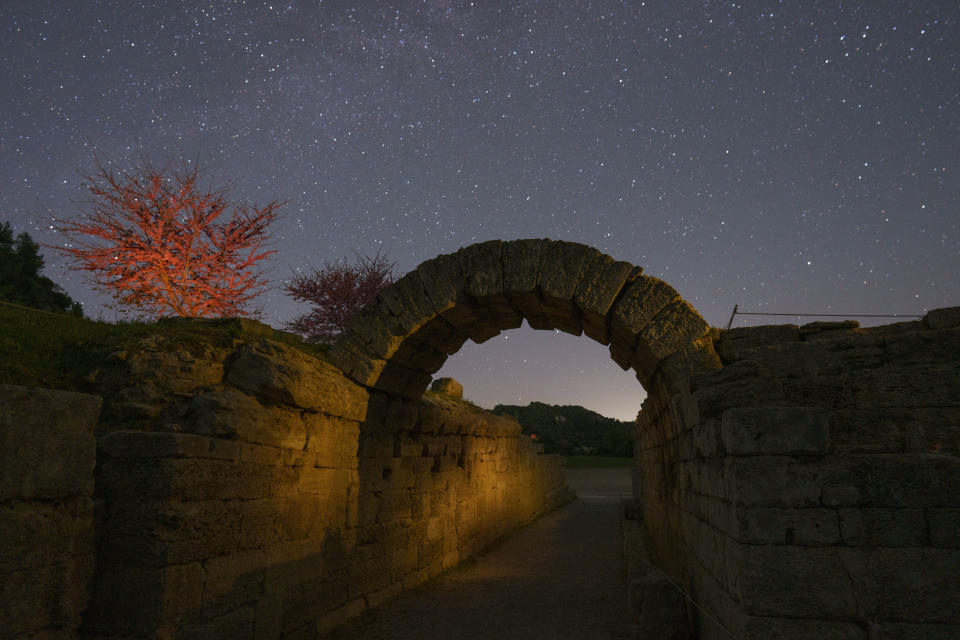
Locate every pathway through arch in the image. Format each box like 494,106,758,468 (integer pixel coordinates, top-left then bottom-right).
327,468,633,639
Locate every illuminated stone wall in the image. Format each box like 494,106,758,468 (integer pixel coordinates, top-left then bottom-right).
635,308,960,640
71,334,570,638
0,385,100,639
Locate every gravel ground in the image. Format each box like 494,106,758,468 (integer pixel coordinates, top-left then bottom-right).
326,467,633,639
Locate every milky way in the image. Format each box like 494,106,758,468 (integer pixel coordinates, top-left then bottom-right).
2,1,957,419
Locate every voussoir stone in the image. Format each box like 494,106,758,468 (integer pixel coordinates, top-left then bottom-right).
574,254,638,345
633,297,711,374
458,240,504,300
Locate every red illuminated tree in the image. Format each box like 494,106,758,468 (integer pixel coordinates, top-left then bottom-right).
52,159,283,318
283,251,396,343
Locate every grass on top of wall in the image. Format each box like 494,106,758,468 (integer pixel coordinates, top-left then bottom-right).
0,301,328,391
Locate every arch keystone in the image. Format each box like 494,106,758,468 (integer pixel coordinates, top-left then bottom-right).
502,239,552,330
539,241,601,335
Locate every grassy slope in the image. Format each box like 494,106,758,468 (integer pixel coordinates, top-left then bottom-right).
0,302,328,391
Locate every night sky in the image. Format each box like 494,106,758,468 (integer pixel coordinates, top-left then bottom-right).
2,2,957,420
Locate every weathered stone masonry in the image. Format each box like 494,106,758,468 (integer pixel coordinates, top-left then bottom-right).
636,310,960,640
2,238,958,639
1,335,570,639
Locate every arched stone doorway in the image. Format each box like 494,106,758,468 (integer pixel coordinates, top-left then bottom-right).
328,239,720,400
327,238,726,637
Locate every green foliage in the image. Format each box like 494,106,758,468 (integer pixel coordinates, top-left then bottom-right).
492,401,634,456
0,221,82,316
0,304,328,391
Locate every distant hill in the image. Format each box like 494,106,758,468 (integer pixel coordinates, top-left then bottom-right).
491,401,635,456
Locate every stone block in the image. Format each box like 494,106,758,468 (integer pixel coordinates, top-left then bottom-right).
0,497,95,574
100,498,242,566
185,388,307,449
837,547,960,622
201,549,267,619
924,306,960,329
724,456,822,507
84,562,203,636
838,508,927,546
741,616,866,640
502,238,552,327
226,340,369,420
0,385,100,500
376,270,437,336
884,327,960,368
608,275,677,359
630,572,691,640
690,360,784,422
537,241,598,334
632,297,710,375
261,538,326,593
99,430,241,461
176,605,256,640
438,298,502,344
733,506,840,545
868,622,960,639
721,407,830,455
324,335,387,391
0,546,94,639
739,546,858,618
430,377,463,399
819,454,960,508
254,593,282,640
828,408,914,453
573,255,636,344
408,315,469,356
239,499,284,550
850,367,960,409
799,319,860,334
414,252,463,315
391,336,449,374
927,508,960,547
457,240,504,299
343,305,406,360
715,324,800,363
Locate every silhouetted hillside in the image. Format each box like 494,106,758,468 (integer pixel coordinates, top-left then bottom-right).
492,401,634,456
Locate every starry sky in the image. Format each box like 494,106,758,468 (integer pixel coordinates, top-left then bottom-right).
2,1,957,421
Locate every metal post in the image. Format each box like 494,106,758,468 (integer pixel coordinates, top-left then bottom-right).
726,304,738,330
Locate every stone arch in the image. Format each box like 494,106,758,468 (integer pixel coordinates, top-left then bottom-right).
328,239,718,400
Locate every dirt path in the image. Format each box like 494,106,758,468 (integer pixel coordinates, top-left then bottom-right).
327,468,633,639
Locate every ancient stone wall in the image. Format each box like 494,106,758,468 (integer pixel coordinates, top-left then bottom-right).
13,331,570,639
0,385,101,639
635,308,960,640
